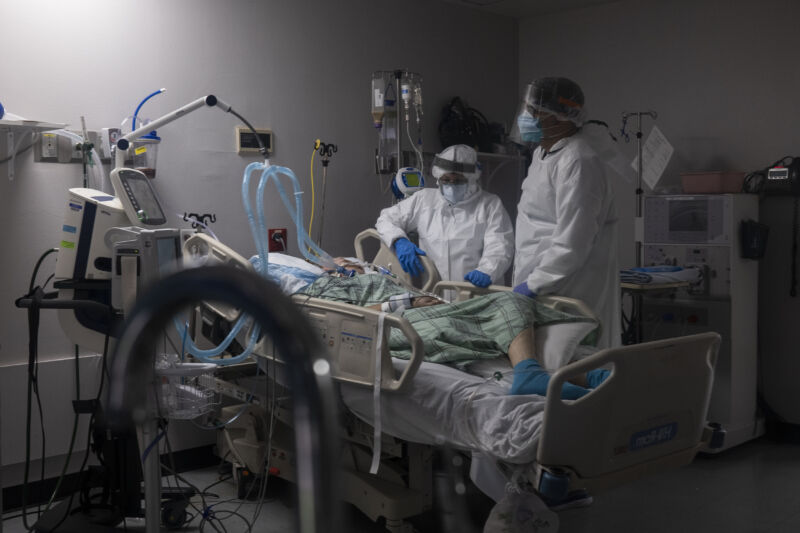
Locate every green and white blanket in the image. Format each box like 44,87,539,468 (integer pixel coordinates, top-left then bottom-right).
299,274,598,364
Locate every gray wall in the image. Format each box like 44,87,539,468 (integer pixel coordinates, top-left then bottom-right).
0,0,516,468
519,0,800,422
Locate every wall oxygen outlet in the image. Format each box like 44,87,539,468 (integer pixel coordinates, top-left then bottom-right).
268,228,287,252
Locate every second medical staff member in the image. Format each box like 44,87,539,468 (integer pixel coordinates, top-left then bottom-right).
376,144,514,288
513,77,621,348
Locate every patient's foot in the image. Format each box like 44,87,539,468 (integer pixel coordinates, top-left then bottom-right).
509,359,590,399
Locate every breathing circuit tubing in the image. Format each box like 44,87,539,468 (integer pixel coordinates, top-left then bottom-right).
176,158,337,364
243,160,337,272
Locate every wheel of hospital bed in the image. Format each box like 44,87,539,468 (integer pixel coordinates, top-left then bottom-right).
354,228,440,292
105,265,342,533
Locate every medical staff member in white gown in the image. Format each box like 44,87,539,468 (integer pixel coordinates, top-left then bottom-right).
512,77,621,348
376,144,514,289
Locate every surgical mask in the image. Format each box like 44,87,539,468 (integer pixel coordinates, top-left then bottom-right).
441,183,468,203
517,110,542,143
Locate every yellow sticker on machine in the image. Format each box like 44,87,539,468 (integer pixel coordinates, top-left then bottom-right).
134,146,147,155
60,240,75,249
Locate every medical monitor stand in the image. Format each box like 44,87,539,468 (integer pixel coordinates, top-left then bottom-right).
32,415,144,532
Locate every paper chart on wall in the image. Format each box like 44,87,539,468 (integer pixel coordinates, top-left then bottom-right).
631,125,674,190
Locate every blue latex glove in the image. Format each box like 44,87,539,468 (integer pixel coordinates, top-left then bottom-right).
393,238,426,277
513,281,536,298
464,269,491,288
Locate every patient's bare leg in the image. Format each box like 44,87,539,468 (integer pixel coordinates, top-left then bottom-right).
507,327,592,397
507,327,592,386
507,327,538,367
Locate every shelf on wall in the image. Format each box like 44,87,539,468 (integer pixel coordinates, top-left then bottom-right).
0,118,67,180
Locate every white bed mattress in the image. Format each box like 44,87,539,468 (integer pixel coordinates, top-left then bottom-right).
339,320,599,464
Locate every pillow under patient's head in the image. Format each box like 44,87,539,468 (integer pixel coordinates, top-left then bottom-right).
250,253,324,294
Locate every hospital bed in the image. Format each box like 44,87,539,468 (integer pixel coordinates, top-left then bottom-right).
184,234,723,532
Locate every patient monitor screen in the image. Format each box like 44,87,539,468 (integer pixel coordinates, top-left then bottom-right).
404,172,421,187
668,200,708,232
119,170,167,225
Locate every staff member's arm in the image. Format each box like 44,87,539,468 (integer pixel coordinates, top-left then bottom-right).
375,193,427,276
473,197,514,285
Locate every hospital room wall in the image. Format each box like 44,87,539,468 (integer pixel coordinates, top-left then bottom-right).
0,1,516,473
516,0,800,422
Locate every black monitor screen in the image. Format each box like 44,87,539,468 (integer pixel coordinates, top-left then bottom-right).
668,200,708,233
121,170,166,225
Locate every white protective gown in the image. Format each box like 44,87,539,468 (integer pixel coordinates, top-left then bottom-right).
513,130,621,348
376,187,514,287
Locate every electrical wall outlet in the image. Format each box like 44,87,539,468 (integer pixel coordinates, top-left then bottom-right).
268,228,287,252
100,127,120,161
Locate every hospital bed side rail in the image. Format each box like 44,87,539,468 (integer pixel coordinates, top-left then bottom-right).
354,228,440,293
532,331,721,498
252,294,426,393
432,280,599,322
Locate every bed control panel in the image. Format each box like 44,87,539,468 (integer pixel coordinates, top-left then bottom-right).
251,295,424,392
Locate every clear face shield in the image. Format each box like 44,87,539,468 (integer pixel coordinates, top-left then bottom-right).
432,145,482,203
510,78,588,145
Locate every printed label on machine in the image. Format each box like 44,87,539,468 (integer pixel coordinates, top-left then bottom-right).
629,422,678,451
68,202,83,212
339,330,375,377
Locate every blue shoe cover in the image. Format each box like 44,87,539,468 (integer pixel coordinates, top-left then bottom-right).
510,359,590,399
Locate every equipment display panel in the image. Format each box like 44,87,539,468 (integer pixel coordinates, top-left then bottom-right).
112,168,167,226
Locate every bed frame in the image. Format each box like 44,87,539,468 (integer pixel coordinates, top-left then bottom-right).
185,233,724,532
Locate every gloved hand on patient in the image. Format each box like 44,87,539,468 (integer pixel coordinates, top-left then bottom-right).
393,237,426,277
464,269,491,288
513,281,536,298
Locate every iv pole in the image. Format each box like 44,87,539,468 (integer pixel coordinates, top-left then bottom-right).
621,110,658,267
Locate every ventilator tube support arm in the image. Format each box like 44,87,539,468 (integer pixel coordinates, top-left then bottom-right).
114,95,219,172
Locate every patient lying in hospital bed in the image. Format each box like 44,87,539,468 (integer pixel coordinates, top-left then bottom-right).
188,240,720,527
297,272,608,399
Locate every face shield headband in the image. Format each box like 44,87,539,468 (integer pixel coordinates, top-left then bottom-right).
523,78,587,127
432,155,477,175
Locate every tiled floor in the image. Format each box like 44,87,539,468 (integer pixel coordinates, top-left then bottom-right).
3,436,798,532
